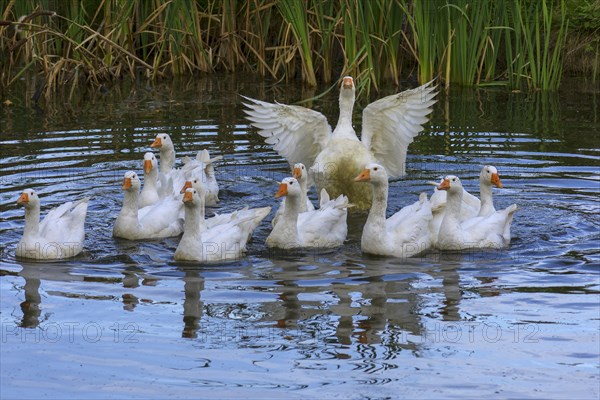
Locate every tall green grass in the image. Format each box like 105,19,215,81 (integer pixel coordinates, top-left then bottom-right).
0,0,573,100
504,0,569,90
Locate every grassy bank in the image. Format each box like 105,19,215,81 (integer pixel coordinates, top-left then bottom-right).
0,0,597,100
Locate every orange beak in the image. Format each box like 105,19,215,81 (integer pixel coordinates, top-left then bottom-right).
342,76,354,89
437,178,450,191
150,137,162,148
183,190,193,203
491,173,503,188
292,167,302,179
17,192,29,206
180,181,192,194
274,183,288,198
144,159,153,174
122,177,132,190
354,169,370,182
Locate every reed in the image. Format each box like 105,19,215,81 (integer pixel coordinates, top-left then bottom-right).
0,0,576,100
442,1,498,85
409,0,441,85
309,0,339,83
277,0,317,86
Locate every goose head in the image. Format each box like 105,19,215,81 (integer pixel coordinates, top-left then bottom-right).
292,163,308,182
182,188,202,207
354,163,388,185
122,171,142,192
274,177,302,199
150,133,174,150
16,189,40,209
143,152,158,174
437,175,463,193
180,176,204,194
341,76,355,91
339,76,356,105
480,165,503,188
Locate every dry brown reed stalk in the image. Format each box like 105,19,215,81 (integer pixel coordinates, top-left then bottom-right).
0,0,576,101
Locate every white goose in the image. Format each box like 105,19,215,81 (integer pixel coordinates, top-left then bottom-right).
180,176,271,235
16,189,89,260
113,171,184,240
429,180,480,219
174,188,267,263
243,76,437,209
354,164,433,258
436,175,517,250
139,152,169,208
477,165,504,217
150,133,221,206
272,163,315,227
266,177,348,249
429,165,505,246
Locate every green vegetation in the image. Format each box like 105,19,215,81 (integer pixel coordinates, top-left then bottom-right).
563,0,600,82
0,0,596,100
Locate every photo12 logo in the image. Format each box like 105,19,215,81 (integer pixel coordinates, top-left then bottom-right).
415,322,539,344
1,322,140,344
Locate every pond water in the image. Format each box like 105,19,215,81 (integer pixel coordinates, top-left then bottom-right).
1,75,598,399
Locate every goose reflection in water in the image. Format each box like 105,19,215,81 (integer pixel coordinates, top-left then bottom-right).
19,263,42,328
181,254,466,349
12,249,482,351
15,262,86,329
181,267,204,339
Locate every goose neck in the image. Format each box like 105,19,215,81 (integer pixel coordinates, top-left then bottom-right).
283,194,301,222
367,181,388,227
445,188,464,222
183,203,203,237
298,178,309,210
144,169,159,189
479,181,493,212
121,190,140,218
160,147,176,174
334,95,355,137
23,205,40,236
272,196,300,245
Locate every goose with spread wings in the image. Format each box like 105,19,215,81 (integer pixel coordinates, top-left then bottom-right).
242,76,437,209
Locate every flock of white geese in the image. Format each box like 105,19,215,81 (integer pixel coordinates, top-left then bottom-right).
15,77,517,262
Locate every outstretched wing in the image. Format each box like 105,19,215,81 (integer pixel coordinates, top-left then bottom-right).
242,95,332,168
361,81,437,177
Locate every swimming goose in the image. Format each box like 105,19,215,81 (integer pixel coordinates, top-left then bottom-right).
139,152,170,208
266,177,348,249
243,76,437,209
174,188,267,262
429,165,506,246
113,171,183,240
436,175,517,250
477,165,504,217
16,189,89,260
272,163,315,227
150,133,221,205
180,176,271,236
354,164,433,258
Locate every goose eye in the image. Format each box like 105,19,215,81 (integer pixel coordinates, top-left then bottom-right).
374,167,378,171
289,181,294,185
